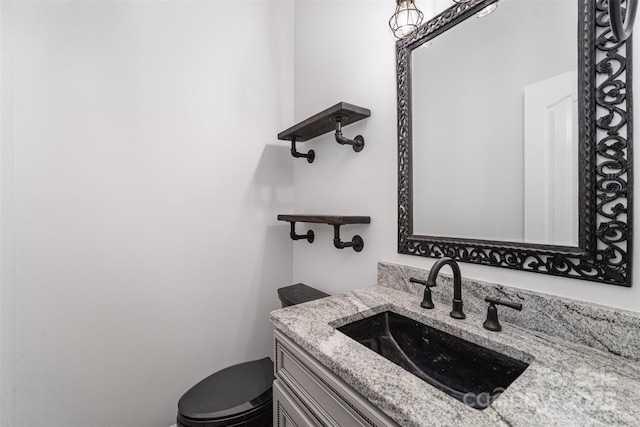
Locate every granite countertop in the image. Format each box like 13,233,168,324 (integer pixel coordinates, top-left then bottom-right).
270,284,640,427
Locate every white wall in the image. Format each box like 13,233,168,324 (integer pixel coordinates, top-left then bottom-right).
1,1,293,426
292,0,640,312
1,3,17,425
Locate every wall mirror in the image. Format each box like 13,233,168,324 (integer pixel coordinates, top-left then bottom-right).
396,0,633,286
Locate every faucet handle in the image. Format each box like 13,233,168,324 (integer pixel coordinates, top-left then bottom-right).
409,277,436,309
483,297,523,332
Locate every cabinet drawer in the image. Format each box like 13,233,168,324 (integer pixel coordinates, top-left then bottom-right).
274,330,397,427
274,379,319,427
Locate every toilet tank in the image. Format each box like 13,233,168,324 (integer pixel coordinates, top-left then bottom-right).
277,283,329,308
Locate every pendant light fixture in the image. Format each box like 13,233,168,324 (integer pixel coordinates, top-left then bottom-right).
389,0,424,39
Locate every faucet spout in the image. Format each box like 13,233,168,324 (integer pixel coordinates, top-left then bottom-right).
427,257,465,319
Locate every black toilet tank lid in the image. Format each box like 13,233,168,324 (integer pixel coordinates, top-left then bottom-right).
178,357,274,421
278,283,329,306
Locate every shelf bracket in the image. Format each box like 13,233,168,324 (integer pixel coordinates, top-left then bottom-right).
332,115,365,153
333,225,364,252
290,137,315,163
288,222,314,243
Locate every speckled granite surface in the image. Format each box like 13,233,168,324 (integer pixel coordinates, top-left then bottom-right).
271,272,640,426
378,261,640,362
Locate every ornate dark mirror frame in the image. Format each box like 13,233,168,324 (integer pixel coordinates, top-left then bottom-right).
397,0,633,286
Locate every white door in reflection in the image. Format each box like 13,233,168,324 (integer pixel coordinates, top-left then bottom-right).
524,72,578,246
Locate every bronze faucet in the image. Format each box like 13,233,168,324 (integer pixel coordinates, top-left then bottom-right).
427,258,465,319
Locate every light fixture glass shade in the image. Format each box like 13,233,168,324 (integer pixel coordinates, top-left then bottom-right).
389,0,424,39
476,2,498,17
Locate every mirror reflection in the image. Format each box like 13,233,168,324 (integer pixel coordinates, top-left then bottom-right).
411,0,579,246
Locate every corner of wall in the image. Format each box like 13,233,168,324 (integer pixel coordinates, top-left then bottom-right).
1,1,17,424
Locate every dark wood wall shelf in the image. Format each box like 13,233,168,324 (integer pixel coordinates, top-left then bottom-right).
278,102,371,163
277,215,371,252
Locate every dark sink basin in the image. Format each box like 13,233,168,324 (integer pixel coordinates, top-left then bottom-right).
337,311,530,410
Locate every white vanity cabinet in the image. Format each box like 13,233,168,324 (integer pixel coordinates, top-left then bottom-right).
273,330,398,427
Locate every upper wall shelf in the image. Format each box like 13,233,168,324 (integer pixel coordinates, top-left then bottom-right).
277,214,371,225
278,102,371,163
278,103,371,142
277,214,371,252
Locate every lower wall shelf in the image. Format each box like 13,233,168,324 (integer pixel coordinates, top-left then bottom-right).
277,215,371,252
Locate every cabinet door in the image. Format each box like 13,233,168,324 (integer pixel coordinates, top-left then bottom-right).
274,330,398,427
273,380,319,427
